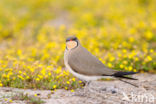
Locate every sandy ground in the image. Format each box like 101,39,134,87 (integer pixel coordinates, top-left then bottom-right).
0,73,156,104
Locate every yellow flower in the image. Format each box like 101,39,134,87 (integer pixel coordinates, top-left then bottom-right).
9,100,13,103
128,55,132,59
118,53,122,57
72,78,76,82
48,72,51,76
26,76,30,79
35,78,40,81
53,85,57,89
150,49,154,53
18,71,22,74
144,31,153,40
128,66,133,71
34,94,37,97
133,69,137,72
146,56,152,61
17,49,22,56
106,78,111,81
125,67,128,70
120,64,124,69
23,72,26,76
0,83,3,87
102,60,106,64
65,87,68,90
122,49,127,53
107,63,112,68
71,89,74,92
123,61,128,65
55,68,61,74
129,37,134,43
56,76,60,79
38,75,43,79
66,81,70,84
109,56,115,62
2,74,7,78
28,67,34,72
13,77,16,80
135,57,139,61
18,75,24,80
79,81,82,83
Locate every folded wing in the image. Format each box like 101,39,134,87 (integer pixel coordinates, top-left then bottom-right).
68,45,117,76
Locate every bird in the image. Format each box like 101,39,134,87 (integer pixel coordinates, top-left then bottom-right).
64,36,138,86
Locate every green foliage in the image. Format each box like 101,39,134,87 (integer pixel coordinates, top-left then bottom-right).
0,0,156,90
12,93,45,104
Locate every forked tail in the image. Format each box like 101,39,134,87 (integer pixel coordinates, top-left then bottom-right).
112,71,138,80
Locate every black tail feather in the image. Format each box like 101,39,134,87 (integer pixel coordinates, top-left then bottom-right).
112,71,138,80
116,76,138,80
112,71,138,77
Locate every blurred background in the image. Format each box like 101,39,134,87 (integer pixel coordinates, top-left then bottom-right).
0,0,155,89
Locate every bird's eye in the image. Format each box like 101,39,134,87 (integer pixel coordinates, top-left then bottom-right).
73,38,77,41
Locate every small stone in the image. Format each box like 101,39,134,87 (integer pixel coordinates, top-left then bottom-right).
111,90,117,94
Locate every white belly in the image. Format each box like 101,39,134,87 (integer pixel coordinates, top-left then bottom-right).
65,60,113,81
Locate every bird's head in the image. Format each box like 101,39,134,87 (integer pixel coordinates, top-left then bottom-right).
66,36,79,50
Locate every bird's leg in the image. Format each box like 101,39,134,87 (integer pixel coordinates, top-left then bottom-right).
81,81,86,87
80,80,91,87
85,81,91,87
83,81,91,93
72,80,91,96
